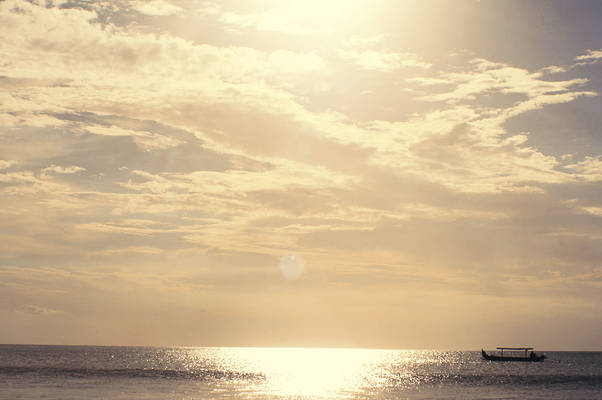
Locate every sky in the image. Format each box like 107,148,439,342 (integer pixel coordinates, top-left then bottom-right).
1,0,601,350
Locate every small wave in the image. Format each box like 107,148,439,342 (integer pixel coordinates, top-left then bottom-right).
386,372,602,389
0,365,265,381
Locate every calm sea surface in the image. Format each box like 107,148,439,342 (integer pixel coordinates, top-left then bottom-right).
0,345,600,399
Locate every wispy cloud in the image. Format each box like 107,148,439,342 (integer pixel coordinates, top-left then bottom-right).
419,58,591,103
338,49,431,72
132,0,182,16
0,160,16,170
41,165,86,175
17,304,64,316
575,49,602,62
198,1,373,37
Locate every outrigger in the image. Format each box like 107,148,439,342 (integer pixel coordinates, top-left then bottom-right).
481,347,546,362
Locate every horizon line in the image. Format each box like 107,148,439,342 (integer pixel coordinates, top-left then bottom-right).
1,343,600,352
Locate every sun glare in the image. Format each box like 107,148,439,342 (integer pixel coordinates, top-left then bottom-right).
263,0,378,34
237,347,393,398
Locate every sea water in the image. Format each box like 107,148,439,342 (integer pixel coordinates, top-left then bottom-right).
0,345,600,399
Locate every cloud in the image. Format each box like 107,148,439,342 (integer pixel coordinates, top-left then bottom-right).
75,222,166,236
91,245,165,256
17,304,64,316
1,0,597,200
337,32,430,72
407,77,453,86
132,0,182,16
199,1,374,36
338,49,431,72
580,207,602,217
535,49,602,75
540,65,568,74
41,164,86,175
0,0,326,99
0,160,16,170
564,156,602,181
212,9,336,36
575,49,602,62
342,34,386,48
419,58,590,103
86,125,184,151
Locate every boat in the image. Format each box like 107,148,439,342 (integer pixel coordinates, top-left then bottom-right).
481,347,546,362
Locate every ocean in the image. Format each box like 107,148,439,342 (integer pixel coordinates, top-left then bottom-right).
0,345,600,399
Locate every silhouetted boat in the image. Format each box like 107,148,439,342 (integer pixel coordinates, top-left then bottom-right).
481,347,546,362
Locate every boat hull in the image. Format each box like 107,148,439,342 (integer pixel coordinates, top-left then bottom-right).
481,349,546,362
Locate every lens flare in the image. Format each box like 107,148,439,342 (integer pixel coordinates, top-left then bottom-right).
279,254,304,279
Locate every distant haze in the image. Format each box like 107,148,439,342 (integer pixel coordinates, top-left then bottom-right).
0,0,601,350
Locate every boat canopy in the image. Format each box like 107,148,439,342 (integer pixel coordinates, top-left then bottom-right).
496,347,533,350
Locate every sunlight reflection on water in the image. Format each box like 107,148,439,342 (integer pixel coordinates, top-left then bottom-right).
193,347,429,398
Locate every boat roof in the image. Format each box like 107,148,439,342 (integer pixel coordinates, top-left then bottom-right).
496,347,533,350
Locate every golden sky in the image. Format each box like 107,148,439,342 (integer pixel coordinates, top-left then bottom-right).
1,0,601,350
